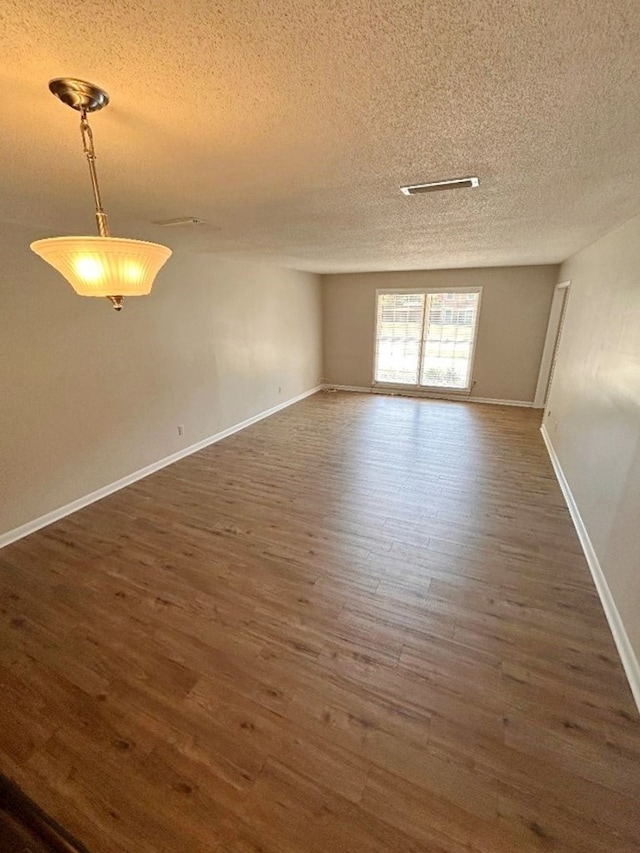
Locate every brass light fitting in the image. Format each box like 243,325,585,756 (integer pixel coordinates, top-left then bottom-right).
30,78,172,310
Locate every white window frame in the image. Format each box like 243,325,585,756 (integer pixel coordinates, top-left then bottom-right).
372,286,483,394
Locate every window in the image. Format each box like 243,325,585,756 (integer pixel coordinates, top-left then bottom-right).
374,288,481,391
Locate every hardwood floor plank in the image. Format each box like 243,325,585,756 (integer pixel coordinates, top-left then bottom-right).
0,392,638,851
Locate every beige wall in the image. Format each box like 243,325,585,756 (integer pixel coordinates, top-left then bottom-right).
546,212,640,662
322,266,558,401
0,224,322,536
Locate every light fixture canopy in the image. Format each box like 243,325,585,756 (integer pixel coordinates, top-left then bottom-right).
30,78,172,311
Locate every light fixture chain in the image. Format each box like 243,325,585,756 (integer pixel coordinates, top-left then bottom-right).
79,108,110,238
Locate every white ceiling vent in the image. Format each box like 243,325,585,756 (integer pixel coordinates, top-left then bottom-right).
400,177,479,195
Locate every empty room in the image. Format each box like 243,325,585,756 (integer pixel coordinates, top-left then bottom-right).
1,1,639,851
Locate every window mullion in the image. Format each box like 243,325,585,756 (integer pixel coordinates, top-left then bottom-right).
416,292,428,386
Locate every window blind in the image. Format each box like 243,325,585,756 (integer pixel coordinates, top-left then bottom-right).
374,292,425,384
420,292,480,389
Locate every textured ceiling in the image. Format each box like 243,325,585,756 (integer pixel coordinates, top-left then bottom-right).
2,0,640,272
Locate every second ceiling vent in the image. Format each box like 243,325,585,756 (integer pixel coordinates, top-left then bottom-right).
400,177,479,195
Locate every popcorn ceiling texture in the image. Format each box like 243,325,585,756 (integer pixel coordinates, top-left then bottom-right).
2,0,639,272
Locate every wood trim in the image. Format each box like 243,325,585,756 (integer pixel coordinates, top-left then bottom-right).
326,384,373,393
463,396,533,407
327,385,533,407
373,285,483,295
534,280,571,409
0,385,323,550
541,424,640,713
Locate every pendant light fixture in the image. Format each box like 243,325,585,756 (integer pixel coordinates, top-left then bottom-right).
30,78,172,311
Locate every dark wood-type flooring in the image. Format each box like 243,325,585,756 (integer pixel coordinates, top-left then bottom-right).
0,774,90,851
0,392,639,852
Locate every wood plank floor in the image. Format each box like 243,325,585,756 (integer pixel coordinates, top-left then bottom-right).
1,391,639,852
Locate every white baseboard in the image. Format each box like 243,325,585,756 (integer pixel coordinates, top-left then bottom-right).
468,396,533,407
540,424,640,713
326,385,533,407
325,385,373,394
0,385,323,551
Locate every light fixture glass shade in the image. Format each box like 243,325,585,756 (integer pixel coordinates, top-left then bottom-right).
30,236,172,297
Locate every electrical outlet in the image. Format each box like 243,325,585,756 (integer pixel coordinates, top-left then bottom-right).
278,386,282,394
177,425,184,436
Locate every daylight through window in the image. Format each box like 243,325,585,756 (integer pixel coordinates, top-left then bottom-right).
374,289,481,390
